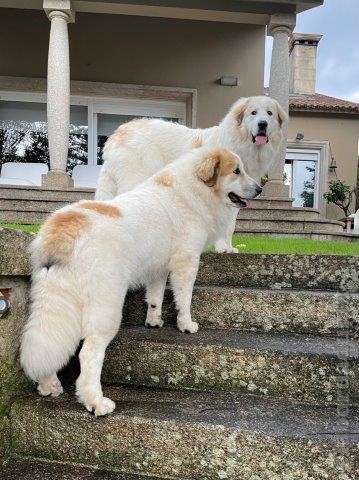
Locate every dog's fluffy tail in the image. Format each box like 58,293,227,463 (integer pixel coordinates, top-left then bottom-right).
20,238,83,383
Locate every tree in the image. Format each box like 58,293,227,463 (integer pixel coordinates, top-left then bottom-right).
22,131,50,166
300,165,315,208
0,123,27,164
323,180,354,217
67,133,88,173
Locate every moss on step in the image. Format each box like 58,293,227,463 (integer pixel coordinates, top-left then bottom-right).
0,276,31,460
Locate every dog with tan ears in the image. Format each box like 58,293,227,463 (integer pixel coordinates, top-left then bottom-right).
20,147,261,416
96,95,287,253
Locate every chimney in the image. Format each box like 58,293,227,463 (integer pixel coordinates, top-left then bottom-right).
289,33,322,95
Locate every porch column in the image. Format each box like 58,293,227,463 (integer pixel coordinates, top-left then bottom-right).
262,13,296,198
42,0,75,189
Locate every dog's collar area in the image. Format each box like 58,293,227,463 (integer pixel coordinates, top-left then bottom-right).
252,134,269,145
228,192,249,208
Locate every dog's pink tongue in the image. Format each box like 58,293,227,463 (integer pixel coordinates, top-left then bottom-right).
244,199,251,208
255,135,267,146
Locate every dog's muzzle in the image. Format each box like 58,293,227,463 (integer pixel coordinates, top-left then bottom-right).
228,192,250,208
252,121,269,145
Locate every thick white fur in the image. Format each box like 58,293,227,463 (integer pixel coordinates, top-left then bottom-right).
96,95,287,252
20,147,260,416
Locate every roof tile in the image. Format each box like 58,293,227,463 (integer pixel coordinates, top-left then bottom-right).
264,88,359,114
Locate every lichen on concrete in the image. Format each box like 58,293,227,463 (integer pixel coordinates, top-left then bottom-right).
0,276,31,459
9,388,358,480
103,329,358,404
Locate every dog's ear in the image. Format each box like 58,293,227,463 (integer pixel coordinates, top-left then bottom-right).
196,153,221,187
234,98,249,126
276,102,288,127
196,149,237,186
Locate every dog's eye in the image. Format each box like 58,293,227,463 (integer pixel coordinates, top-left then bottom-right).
251,111,257,115
234,167,241,175
267,110,273,116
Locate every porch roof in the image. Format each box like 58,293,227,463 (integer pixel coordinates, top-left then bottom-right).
0,0,323,24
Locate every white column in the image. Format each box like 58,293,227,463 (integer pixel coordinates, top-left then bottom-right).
42,0,75,189
262,13,296,198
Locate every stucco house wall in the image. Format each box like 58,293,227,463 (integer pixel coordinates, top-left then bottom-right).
0,8,265,127
289,112,359,219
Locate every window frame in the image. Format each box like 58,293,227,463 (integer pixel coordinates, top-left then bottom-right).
285,148,320,209
0,90,187,167
286,140,331,215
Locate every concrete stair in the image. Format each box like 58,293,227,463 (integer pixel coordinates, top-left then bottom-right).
8,388,358,480
2,233,358,479
102,326,359,404
0,185,93,224
236,217,345,234
2,459,163,480
123,287,359,336
234,197,350,240
238,206,321,221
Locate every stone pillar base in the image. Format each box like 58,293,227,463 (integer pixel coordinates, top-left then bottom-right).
261,180,290,199
42,171,74,189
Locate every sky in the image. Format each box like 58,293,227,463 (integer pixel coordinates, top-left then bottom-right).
264,0,359,102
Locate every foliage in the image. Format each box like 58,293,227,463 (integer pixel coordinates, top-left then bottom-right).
260,172,288,187
323,180,353,217
300,165,315,208
0,123,88,174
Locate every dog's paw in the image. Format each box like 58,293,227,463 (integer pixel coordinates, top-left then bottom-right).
214,240,238,254
225,246,239,254
37,377,63,397
145,314,164,328
177,318,199,334
93,397,116,417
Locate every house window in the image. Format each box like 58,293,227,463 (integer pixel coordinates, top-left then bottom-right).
285,149,320,208
0,94,186,172
0,100,88,172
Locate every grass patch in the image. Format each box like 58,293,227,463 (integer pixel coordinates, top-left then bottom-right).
0,223,358,255
231,235,359,256
0,223,41,234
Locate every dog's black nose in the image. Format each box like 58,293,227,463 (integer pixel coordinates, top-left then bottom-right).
256,186,263,196
258,121,268,130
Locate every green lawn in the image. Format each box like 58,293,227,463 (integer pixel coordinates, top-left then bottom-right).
231,234,359,256
0,223,41,234
0,223,358,255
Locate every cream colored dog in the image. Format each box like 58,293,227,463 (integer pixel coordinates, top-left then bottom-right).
96,95,287,253
20,147,261,416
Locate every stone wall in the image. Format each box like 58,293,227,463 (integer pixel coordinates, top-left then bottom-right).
0,229,32,459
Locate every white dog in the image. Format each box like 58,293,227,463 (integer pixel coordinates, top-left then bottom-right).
96,95,287,253
20,147,261,416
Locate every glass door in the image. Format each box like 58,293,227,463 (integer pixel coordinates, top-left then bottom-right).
285,149,320,208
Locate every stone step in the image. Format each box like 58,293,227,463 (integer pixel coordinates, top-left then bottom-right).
0,185,94,202
10,387,358,480
0,199,66,213
0,186,94,224
247,196,294,209
0,209,50,224
102,326,359,404
123,287,359,337
236,218,345,234
196,253,359,292
1,459,165,480
2,229,358,293
237,207,320,221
